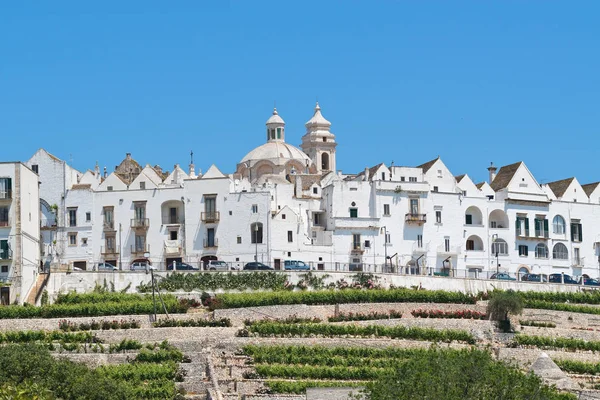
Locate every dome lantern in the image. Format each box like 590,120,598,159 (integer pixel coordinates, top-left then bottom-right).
266,107,285,142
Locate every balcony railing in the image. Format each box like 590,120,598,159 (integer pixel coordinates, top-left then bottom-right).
203,238,218,248
0,190,12,200
101,246,119,255
130,244,150,255
0,220,9,228
131,218,150,229
162,216,182,225
201,211,220,223
351,243,364,253
40,218,56,229
412,242,429,253
103,221,115,231
405,213,427,224
436,245,461,255
0,249,12,260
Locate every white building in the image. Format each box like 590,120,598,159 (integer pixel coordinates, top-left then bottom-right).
0,162,40,304
13,103,600,280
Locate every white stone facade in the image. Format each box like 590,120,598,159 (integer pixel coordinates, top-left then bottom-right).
0,162,40,304
9,104,600,281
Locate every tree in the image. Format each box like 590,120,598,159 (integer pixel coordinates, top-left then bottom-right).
487,290,524,332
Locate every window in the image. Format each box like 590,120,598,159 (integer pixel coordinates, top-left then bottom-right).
490,221,497,228
466,239,474,251
31,164,39,174
140,181,146,190
553,243,568,260
462,191,467,196
385,233,391,244
444,237,450,252
409,199,419,215
553,215,565,234
417,235,423,248
276,127,282,139
437,169,443,178
364,240,371,248
206,228,216,247
313,187,318,194
68,233,77,246
349,208,358,218
313,213,321,226
0,207,8,226
237,236,242,244
535,243,548,259
574,247,581,265
282,214,286,220
251,204,258,214
409,177,417,182
0,240,8,259
400,177,406,182
288,231,293,243
168,207,178,224
68,208,77,227
516,216,529,236
491,239,508,256
534,217,549,238
381,172,386,180
103,207,114,229
433,186,439,192
0,266,7,273
570,221,583,242
229,211,232,216
134,203,146,220
105,236,116,252
134,235,146,252
352,234,361,250
0,178,11,199
435,211,442,224
465,214,473,225
518,245,528,257
251,222,263,244
383,204,390,216
86,212,91,222
81,237,88,245
169,230,178,240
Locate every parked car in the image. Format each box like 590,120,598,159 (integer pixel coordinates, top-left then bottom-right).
284,260,310,271
206,260,229,271
581,277,600,286
549,273,579,284
243,262,273,271
521,273,547,283
489,272,516,281
167,261,199,271
96,262,117,271
130,261,152,271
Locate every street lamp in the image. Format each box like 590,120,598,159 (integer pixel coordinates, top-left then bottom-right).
254,223,259,262
381,226,388,272
491,234,499,276
118,223,122,271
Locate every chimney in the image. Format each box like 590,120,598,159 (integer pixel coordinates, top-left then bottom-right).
173,164,180,184
189,163,196,179
364,167,370,181
488,162,497,184
154,165,163,176
103,167,107,178
94,161,100,176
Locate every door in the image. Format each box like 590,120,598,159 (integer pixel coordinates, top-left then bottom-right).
169,207,177,224
207,228,215,247
0,287,8,305
274,259,281,270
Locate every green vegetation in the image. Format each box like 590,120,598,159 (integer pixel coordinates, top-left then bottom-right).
513,335,600,352
524,300,600,315
264,380,364,394
554,359,600,375
518,291,600,304
519,320,557,328
243,321,475,343
137,272,288,293
328,310,402,322
153,318,231,328
59,318,141,331
487,290,523,332
213,289,477,309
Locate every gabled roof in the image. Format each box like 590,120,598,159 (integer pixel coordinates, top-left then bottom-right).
71,184,91,190
490,161,522,191
201,164,226,179
455,174,466,183
547,178,575,198
356,163,385,180
475,182,486,189
416,157,439,173
582,182,600,197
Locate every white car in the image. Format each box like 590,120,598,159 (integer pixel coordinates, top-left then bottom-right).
96,262,117,271
206,260,230,271
130,261,151,271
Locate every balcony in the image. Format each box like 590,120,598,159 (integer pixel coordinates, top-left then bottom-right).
0,190,12,201
351,243,364,253
516,230,549,240
40,217,56,230
0,248,12,260
201,212,220,223
103,221,115,231
0,219,9,228
436,245,461,255
203,238,218,248
412,242,429,254
162,215,182,225
101,246,119,256
376,180,430,193
131,218,149,230
130,244,150,256
405,213,427,225
334,217,380,231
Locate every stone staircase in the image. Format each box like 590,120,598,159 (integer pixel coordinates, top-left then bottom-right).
25,273,49,305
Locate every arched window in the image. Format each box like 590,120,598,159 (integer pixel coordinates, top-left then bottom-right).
535,243,548,259
491,239,508,255
553,215,566,235
321,153,330,171
250,222,263,244
552,243,568,259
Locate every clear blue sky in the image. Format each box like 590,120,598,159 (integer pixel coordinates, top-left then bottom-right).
1,1,599,185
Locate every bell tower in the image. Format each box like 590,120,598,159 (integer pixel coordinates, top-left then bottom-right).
301,102,337,173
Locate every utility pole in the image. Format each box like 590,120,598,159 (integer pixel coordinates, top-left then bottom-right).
254,223,258,262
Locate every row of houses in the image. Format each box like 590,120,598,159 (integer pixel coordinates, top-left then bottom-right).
1,103,600,303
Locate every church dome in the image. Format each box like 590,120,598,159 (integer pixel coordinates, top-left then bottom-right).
240,141,312,165
266,108,285,125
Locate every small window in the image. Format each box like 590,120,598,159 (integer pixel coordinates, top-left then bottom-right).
313,213,321,226
313,187,318,194
107,186,113,191
364,240,371,248
140,181,146,190
435,211,442,224
68,233,77,246
31,165,39,174
0,265,7,273
287,252,291,257
322,137,327,142
409,177,417,182
170,230,178,240
518,245,528,257
400,177,406,182
433,186,439,192
251,204,258,214
462,191,467,196
81,238,88,245
235,257,240,262
86,212,91,222
282,214,286,220
385,233,391,244
68,208,77,227
287,231,293,242
465,214,473,225
229,211,233,216
437,169,443,178
349,208,358,218
383,204,390,216
237,236,242,244
381,172,386,180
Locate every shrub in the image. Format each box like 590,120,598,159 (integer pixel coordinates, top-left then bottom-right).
519,320,556,328
410,309,486,320
265,380,364,394
487,290,523,332
59,319,141,332
137,272,288,293
153,318,231,328
513,334,600,352
328,310,402,322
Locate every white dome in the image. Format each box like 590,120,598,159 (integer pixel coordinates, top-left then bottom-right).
305,102,331,128
266,108,285,125
241,141,311,165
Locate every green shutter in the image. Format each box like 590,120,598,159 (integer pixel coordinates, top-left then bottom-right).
524,218,530,236
516,218,521,232
571,224,575,241
6,178,11,191
0,240,7,259
543,219,549,237
579,224,583,242
534,219,540,234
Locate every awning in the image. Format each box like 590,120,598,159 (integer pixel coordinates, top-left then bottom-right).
164,240,180,255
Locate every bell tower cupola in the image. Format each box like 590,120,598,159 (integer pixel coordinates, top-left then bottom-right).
266,107,285,143
301,102,337,173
